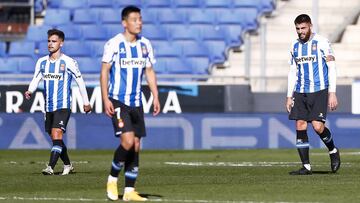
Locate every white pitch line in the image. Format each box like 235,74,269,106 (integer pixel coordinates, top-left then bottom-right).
312,151,360,156
0,197,321,203
0,196,107,202
164,161,352,167
165,161,300,167
4,161,90,165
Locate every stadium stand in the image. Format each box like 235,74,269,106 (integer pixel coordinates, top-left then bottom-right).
2,0,277,79
214,0,360,92
0,58,17,73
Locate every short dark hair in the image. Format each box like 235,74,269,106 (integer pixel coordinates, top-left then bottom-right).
294,14,312,24
47,29,65,41
121,5,141,20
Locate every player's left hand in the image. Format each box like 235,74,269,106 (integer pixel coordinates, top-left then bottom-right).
328,92,338,111
152,97,161,116
83,104,92,114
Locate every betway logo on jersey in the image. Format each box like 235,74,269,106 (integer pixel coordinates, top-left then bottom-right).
295,55,317,64
43,73,63,81
120,58,146,68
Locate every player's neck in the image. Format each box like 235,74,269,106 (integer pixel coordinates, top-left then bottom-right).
123,31,137,43
49,51,62,61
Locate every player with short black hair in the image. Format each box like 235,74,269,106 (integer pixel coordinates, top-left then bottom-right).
25,28,92,175
101,5,160,201
286,14,340,175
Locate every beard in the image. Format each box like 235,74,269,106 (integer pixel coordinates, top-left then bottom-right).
298,31,311,42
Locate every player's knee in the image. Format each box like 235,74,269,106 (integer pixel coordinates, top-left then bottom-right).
51,128,63,140
312,124,324,134
296,120,307,130
121,136,135,150
134,138,141,152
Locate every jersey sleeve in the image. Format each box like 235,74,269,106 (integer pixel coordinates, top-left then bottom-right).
319,38,335,58
145,40,156,68
102,39,117,64
68,58,90,105
28,59,43,93
288,43,296,65
67,59,82,78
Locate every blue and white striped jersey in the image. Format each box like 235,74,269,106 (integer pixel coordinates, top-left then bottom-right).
28,54,89,112
289,33,334,93
102,33,156,107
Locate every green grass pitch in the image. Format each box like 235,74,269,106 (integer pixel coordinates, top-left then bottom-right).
1,149,360,203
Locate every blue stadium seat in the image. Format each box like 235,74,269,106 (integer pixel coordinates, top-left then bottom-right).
0,58,18,73
0,42,7,57
47,0,62,8
34,0,45,13
179,41,209,58
141,10,157,24
233,0,275,13
112,0,141,8
187,57,210,74
188,10,216,25
44,9,71,26
73,9,99,24
9,41,36,57
203,0,232,8
157,9,186,25
144,0,171,8
90,41,105,57
199,25,225,42
174,0,200,8
63,41,91,57
98,9,121,24
204,41,226,64
77,57,101,73
17,57,36,73
60,0,88,10
155,42,182,57
221,25,243,47
81,25,108,40
104,24,124,38
141,24,167,41
153,57,167,73
26,25,52,43
167,25,200,41
165,58,193,74
56,25,82,40
88,0,113,8
37,41,49,56
217,9,258,31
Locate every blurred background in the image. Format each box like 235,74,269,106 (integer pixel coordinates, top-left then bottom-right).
1,0,360,150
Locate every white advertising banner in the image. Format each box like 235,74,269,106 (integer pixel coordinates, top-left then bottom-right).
352,80,360,114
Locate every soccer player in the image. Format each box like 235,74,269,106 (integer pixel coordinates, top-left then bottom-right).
100,5,160,201
286,14,340,175
25,29,92,175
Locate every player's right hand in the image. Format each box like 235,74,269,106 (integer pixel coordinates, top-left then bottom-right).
103,98,114,117
285,97,293,113
25,91,32,100
83,104,92,114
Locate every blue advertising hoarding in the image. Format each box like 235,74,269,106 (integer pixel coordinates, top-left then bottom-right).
1,113,359,149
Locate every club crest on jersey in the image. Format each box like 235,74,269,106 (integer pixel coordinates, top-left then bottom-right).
312,44,317,51
118,119,124,128
60,63,65,71
141,46,148,56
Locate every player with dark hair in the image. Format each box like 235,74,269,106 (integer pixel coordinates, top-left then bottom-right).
25,28,92,175
101,5,160,201
286,14,340,175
